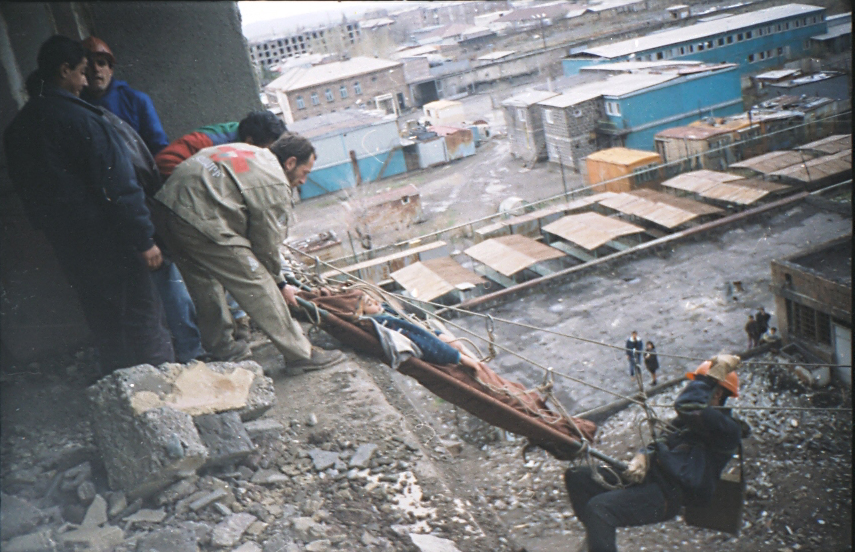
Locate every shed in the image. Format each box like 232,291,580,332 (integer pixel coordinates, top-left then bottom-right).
584,148,663,192
353,184,423,237
597,189,723,230
729,150,809,178
795,134,851,156
768,150,852,188
501,90,560,161
288,111,406,199
390,257,487,304
429,126,476,160
464,235,566,287
423,100,465,127
661,171,790,205
321,241,448,284
542,212,645,261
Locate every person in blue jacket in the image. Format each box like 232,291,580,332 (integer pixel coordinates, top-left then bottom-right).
4,35,174,372
564,355,746,552
80,36,169,155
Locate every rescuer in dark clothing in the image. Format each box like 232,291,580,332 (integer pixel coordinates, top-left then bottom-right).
564,355,744,552
4,35,174,371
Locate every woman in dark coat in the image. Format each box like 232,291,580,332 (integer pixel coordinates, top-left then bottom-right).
643,341,659,386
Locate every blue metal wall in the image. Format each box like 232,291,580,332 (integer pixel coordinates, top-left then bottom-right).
299,149,407,199
604,68,744,150
563,12,827,77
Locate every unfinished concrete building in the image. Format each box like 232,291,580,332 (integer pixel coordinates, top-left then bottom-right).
502,90,559,162
770,235,852,385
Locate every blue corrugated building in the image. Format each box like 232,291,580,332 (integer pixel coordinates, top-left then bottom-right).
563,4,828,78
287,111,407,199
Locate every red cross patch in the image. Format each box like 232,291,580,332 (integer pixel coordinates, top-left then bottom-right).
210,146,256,174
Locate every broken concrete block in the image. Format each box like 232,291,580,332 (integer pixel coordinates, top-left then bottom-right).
60,525,124,550
3,530,57,552
409,533,463,552
250,469,289,485
0,493,44,541
304,540,331,552
233,543,263,552
307,450,340,472
60,461,92,491
136,526,200,552
195,411,256,468
243,418,284,438
292,517,327,541
125,508,167,525
189,488,230,512
210,512,257,548
107,491,127,518
348,444,378,469
81,494,108,528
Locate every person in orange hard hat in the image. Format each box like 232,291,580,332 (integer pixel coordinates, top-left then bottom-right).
563,354,747,552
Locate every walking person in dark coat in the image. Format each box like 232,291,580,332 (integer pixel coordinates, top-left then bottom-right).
745,315,760,349
625,331,643,377
755,307,771,336
4,35,174,372
643,341,659,386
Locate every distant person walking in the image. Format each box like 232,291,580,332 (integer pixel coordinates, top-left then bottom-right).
745,315,760,349
643,341,659,386
625,331,643,377
755,307,771,336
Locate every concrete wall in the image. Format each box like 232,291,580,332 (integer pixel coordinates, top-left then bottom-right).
542,97,604,170
0,2,262,364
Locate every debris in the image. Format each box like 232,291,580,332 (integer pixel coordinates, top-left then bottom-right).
3,529,57,552
189,488,230,512
80,494,108,528
194,410,256,468
0,493,44,541
210,512,257,548
124,508,167,525
308,449,340,471
348,443,378,469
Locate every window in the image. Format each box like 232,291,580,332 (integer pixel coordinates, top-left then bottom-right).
689,44,694,53
325,88,334,102
758,28,763,36
777,23,782,32
605,101,621,116
748,54,755,62
794,19,800,27
778,46,784,56
746,30,752,39
517,108,527,123
718,37,725,46
707,41,714,49
340,85,348,99
544,109,554,124
726,35,733,44
354,81,362,95
698,43,704,51
656,51,664,60
759,51,765,60
573,109,583,118
737,33,744,41
295,96,305,109
679,46,685,54
785,22,790,30
311,92,319,105
788,301,832,345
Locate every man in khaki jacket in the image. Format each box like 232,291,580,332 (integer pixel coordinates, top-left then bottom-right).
154,133,343,371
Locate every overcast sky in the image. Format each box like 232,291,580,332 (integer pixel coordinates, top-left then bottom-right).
237,1,409,26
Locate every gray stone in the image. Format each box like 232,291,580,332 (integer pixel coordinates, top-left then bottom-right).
3,530,57,552
60,461,92,491
81,494,108,528
156,477,199,506
125,508,167,524
232,543,262,552
348,444,378,469
214,502,233,516
194,411,256,467
250,469,289,485
107,491,127,518
307,449,339,471
189,488,230,512
305,540,331,552
211,512,257,548
0,493,44,541
77,480,97,504
291,517,327,541
409,533,463,552
60,525,124,550
243,418,284,438
262,535,299,552
136,526,200,552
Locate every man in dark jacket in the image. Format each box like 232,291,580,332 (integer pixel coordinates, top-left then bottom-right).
4,35,174,372
564,355,744,552
625,331,643,377
755,307,771,336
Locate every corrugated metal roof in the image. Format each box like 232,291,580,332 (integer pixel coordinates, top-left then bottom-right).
655,125,732,139
543,212,644,250
598,193,697,228
755,68,802,80
565,192,620,210
576,4,825,59
812,23,852,40
701,182,770,204
390,258,485,302
266,57,401,92
585,147,662,166
287,110,390,140
796,134,851,154
770,149,851,182
502,90,560,107
539,71,679,107
630,189,724,215
321,241,446,279
729,150,805,174
660,170,743,192
464,235,565,277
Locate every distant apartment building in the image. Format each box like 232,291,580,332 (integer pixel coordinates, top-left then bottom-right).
248,21,362,70
393,1,509,36
563,3,829,79
265,57,410,123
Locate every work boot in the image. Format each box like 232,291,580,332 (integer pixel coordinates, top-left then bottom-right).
211,341,252,362
285,347,345,375
233,316,252,342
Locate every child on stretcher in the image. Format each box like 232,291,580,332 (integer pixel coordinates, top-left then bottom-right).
359,295,483,370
